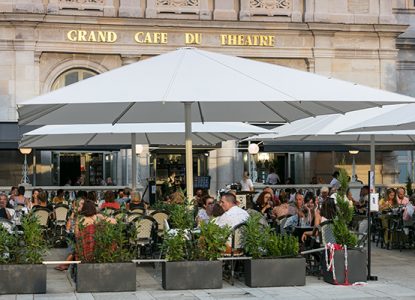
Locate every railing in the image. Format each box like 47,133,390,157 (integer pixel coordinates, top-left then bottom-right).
0,185,143,193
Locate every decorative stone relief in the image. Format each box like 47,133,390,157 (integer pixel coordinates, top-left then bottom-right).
147,0,211,19
156,0,199,7
348,0,369,14
58,0,105,10
243,0,291,17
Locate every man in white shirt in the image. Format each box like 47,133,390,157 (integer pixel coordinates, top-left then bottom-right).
329,171,341,191
216,193,249,228
266,168,280,185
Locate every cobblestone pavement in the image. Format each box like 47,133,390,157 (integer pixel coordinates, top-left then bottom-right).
1,243,414,300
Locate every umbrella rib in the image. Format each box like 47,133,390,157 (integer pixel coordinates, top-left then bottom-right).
112,103,135,125
84,133,98,146
209,132,226,142
260,102,290,122
312,102,347,114
193,132,212,145
162,50,186,101
223,133,241,140
197,102,205,124
409,135,415,143
284,102,316,118
20,135,45,147
195,50,298,100
144,133,151,144
19,104,66,126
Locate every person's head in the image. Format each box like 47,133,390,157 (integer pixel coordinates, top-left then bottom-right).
279,190,287,203
332,171,339,179
320,198,337,220
38,190,48,203
87,191,97,203
220,193,237,212
131,192,141,203
17,186,25,196
195,188,203,197
81,200,97,217
386,188,396,203
106,177,113,184
295,193,304,208
360,185,369,196
304,194,315,210
211,203,224,217
118,189,124,198
10,186,17,196
269,168,275,174
243,171,249,180
0,193,7,208
320,187,329,198
104,191,115,203
123,188,131,197
397,187,406,200
57,189,64,197
257,191,273,208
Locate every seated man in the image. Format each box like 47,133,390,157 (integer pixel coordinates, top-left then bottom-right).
216,193,249,229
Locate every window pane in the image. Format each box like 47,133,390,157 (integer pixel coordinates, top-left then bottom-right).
64,71,79,86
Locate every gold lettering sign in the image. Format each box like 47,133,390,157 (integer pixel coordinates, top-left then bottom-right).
66,30,117,43
134,32,168,44
220,34,275,47
185,33,202,45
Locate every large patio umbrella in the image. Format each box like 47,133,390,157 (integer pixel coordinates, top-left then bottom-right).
339,103,415,132
21,122,270,191
17,48,415,198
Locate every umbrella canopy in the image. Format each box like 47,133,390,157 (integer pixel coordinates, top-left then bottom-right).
339,103,415,132
21,122,270,148
17,48,415,197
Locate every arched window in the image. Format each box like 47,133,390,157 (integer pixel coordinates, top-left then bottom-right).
51,68,97,90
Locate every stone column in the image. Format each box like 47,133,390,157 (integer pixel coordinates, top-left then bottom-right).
379,0,396,24
216,140,238,192
291,0,303,22
382,152,399,185
121,55,141,66
119,0,144,18
208,149,218,196
200,0,213,20
213,0,237,21
0,0,13,12
103,0,116,17
146,0,157,18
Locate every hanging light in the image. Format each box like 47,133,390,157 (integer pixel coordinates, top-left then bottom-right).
248,143,259,154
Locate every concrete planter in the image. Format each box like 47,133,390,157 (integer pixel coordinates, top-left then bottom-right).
322,249,367,285
0,264,46,294
76,262,136,292
162,261,222,290
244,257,306,287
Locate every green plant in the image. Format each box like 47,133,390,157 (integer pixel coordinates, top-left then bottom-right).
169,204,195,230
196,221,231,261
243,214,299,259
333,167,358,248
0,214,48,264
75,217,134,263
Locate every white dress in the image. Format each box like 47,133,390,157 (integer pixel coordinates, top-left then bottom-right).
240,178,253,191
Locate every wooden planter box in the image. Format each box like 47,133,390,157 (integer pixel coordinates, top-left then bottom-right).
76,262,136,292
162,261,222,290
244,257,306,287
0,264,46,294
322,249,367,285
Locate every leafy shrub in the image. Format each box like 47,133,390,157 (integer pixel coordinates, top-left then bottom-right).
243,214,299,259
0,214,48,264
196,221,231,261
333,167,358,248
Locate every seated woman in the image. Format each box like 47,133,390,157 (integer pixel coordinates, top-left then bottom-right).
195,195,214,226
301,198,336,243
100,191,120,211
127,192,147,211
379,188,398,248
32,190,53,211
253,191,274,220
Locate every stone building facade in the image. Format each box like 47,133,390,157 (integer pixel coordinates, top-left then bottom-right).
0,0,414,189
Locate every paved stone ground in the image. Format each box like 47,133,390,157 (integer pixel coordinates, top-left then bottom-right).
1,243,415,300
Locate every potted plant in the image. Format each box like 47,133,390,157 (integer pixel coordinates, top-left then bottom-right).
75,217,136,292
161,204,231,290
323,167,367,285
0,214,48,294
242,214,305,287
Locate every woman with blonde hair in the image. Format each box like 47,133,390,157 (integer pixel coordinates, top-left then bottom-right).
127,192,147,211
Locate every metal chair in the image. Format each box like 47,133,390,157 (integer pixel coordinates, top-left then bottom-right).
32,208,51,240
150,210,169,239
223,222,247,285
130,216,158,258
127,212,143,223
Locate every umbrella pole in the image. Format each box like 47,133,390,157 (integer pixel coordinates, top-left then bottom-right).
184,102,194,203
367,134,377,281
132,133,137,192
